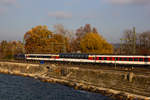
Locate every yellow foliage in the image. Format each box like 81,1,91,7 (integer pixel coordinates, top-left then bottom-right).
24,25,69,53
0,40,24,59
80,33,113,54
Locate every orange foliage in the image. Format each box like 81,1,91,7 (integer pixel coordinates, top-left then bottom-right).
80,33,113,54
0,40,24,59
24,25,69,53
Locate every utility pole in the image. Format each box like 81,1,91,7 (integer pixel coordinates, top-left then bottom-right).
133,27,136,54
120,38,128,54
22,37,25,53
120,38,123,54
63,36,66,53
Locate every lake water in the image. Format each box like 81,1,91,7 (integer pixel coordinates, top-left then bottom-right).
0,74,111,100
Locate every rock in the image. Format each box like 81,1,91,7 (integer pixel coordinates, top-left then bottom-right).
127,72,134,82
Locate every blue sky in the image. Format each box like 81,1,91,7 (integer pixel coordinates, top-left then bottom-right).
0,0,150,43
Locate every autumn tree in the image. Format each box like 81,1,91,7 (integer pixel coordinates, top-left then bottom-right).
0,40,24,59
24,25,53,53
24,25,69,53
72,24,99,52
53,34,70,53
53,24,75,52
80,33,113,54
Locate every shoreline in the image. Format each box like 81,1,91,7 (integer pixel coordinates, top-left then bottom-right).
0,62,150,100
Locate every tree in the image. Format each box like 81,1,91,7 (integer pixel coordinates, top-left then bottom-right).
137,31,150,54
24,25,70,53
80,33,113,54
120,27,150,54
120,28,137,54
53,24,75,52
53,34,70,53
0,40,24,59
24,25,53,53
74,24,99,52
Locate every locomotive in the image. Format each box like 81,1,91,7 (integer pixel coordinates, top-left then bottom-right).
15,53,150,66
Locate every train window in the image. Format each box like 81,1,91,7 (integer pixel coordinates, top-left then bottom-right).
43,56,49,58
139,58,143,61
129,58,133,61
39,56,44,58
62,55,65,58
123,58,127,61
68,55,72,58
74,55,78,59
80,55,83,59
75,55,78,58
109,57,112,60
66,55,69,58
119,58,122,61
65,55,69,58
78,55,80,59
82,55,86,59
81,55,85,59
61,55,64,58
124,58,127,61
63,55,66,58
42,56,45,58
134,58,138,61
71,55,74,58
115,57,118,60
99,57,102,60
79,55,82,59
81,55,84,59
29,56,36,58
144,58,149,62
73,55,76,58
78,55,80,58
104,57,107,60
81,55,83,59
85,55,88,59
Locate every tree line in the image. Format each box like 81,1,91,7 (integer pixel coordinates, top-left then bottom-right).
117,27,150,55
0,24,113,59
1,24,149,59
0,41,24,59
24,24,113,54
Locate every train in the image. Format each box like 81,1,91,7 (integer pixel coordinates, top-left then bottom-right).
14,53,150,66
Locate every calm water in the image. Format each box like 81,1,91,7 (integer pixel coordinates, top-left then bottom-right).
0,74,111,100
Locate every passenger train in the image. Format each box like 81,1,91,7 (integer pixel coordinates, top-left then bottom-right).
15,53,150,66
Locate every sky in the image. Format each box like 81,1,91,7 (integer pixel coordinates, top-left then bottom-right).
0,0,150,43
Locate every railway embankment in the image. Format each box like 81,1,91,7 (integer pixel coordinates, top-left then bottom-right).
0,61,150,100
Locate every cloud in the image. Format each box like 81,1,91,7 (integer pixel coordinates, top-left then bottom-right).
48,11,72,19
0,0,17,15
81,14,97,19
0,0,16,6
107,0,150,5
0,7,7,15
